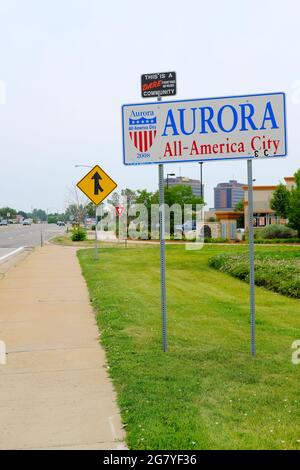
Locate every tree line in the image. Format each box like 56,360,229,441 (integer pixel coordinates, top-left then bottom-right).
270,169,300,237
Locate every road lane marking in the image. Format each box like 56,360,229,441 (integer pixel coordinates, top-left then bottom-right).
0,247,24,263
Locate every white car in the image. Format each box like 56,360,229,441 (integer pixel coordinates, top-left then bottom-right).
22,219,32,226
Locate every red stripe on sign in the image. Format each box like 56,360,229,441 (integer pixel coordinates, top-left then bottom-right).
134,132,138,148
144,131,148,152
138,131,143,152
149,131,153,147
129,131,132,140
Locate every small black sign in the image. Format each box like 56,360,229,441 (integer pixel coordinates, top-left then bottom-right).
141,72,176,98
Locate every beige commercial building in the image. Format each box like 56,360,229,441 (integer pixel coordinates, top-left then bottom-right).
243,176,295,229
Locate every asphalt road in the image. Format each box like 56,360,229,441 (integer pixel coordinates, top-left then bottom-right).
0,224,64,249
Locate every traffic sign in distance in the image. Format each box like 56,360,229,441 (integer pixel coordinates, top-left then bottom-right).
76,165,117,206
115,205,124,217
141,72,176,98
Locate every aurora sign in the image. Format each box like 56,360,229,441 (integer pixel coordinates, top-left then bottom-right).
122,92,287,165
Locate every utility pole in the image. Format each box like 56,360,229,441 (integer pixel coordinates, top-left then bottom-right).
199,162,203,200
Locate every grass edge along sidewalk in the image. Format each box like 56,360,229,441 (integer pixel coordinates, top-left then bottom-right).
78,244,300,450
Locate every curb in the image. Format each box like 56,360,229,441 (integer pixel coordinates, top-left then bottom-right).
0,247,25,264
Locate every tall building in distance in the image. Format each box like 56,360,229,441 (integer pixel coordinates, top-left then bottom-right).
164,176,204,199
214,180,244,211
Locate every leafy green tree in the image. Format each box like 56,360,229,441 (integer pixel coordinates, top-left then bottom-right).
288,169,300,237
85,202,96,217
270,183,291,219
164,185,203,208
47,213,66,224
108,192,120,207
131,189,155,236
30,208,47,222
120,188,137,230
134,185,203,236
165,185,203,236
234,200,244,212
47,214,58,224
65,203,86,224
121,188,137,208
135,189,156,211
0,207,17,219
234,200,245,229
17,210,27,219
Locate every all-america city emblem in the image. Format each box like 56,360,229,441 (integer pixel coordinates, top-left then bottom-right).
128,110,157,152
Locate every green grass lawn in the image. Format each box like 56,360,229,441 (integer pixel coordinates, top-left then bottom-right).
78,244,300,450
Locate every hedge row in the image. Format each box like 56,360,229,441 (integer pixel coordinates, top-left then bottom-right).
209,252,300,298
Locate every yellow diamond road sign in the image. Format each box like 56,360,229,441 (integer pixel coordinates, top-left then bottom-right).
76,165,117,206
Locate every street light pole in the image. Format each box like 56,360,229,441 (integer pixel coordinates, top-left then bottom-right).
166,173,175,190
199,162,203,200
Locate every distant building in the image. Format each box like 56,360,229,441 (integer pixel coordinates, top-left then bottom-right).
243,176,295,229
16,214,24,224
214,180,244,211
164,176,204,199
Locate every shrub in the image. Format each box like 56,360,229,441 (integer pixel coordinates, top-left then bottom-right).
71,227,87,241
209,251,300,298
257,224,296,239
254,238,300,244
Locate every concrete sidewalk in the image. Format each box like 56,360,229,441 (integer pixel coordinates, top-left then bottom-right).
0,245,126,450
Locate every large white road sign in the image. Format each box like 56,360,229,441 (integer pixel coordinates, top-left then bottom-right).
122,92,287,165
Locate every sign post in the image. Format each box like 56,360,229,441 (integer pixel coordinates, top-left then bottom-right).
115,206,125,244
94,204,98,260
157,93,168,352
159,162,167,352
247,160,256,356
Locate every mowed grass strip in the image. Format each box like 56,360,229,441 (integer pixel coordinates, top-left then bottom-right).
78,244,300,450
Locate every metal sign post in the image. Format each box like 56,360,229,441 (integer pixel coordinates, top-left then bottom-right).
157,94,167,352
40,223,43,248
94,204,98,260
159,163,167,352
247,159,256,356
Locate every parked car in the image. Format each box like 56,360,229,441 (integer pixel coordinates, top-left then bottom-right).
0,219,8,226
57,221,65,227
183,220,197,232
174,220,197,233
22,219,32,226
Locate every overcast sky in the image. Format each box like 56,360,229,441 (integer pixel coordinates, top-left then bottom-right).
0,0,299,212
